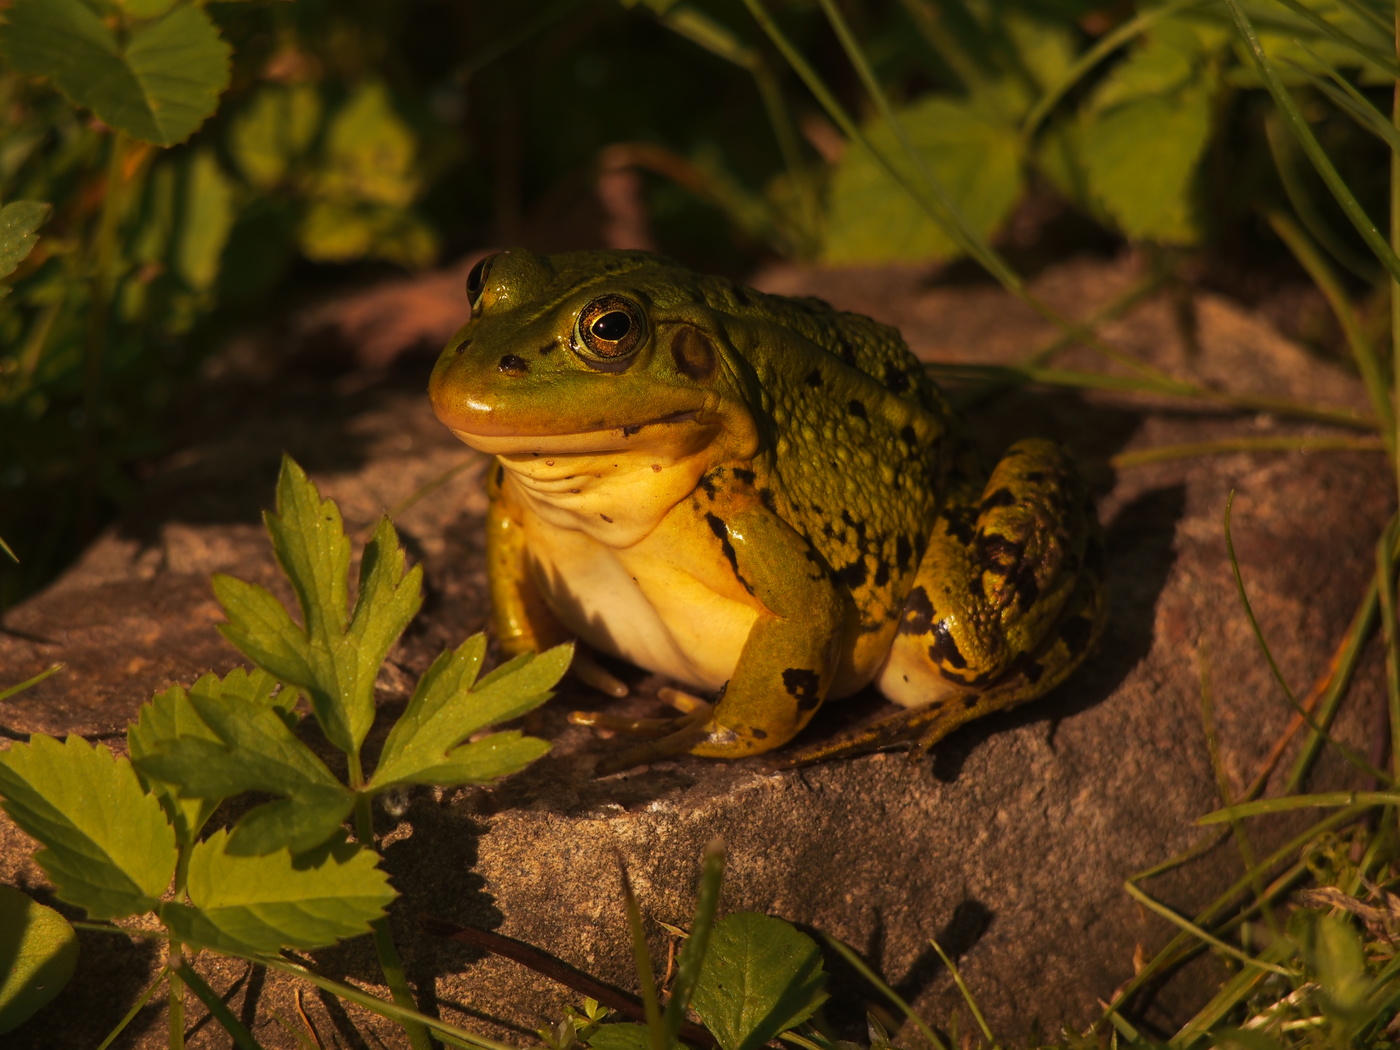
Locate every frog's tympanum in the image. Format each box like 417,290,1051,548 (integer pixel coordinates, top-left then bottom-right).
430,249,1105,763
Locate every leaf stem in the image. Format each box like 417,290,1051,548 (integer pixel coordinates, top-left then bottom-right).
96,965,170,1050
352,791,434,1050
169,939,186,1050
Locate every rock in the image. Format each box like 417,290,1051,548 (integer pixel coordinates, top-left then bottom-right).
0,251,1389,1049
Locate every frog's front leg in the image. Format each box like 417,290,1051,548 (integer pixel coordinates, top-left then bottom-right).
598,502,847,764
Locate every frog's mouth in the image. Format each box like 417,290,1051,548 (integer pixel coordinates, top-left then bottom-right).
448,409,700,457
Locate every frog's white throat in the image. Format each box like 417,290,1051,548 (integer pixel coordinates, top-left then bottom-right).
466,418,723,548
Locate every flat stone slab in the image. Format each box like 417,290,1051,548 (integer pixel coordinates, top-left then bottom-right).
0,252,1389,1049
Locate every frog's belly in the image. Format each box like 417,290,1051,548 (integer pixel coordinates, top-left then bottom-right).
524,524,758,692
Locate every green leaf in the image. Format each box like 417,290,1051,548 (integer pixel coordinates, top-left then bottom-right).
228,85,322,190
692,913,827,1050
160,829,395,953
587,1024,655,1050
117,0,181,19
216,458,423,757
1308,912,1373,1021
0,885,78,1034
0,0,232,146
296,199,438,268
316,82,420,208
0,735,175,919
128,668,286,848
369,638,567,790
822,95,1023,264
134,675,352,856
175,148,234,293
1071,25,1217,247
0,201,50,281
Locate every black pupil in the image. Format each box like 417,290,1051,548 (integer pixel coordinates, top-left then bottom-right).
466,258,489,297
591,311,631,341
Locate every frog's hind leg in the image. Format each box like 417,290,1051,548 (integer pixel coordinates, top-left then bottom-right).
785,546,1105,766
784,438,1105,766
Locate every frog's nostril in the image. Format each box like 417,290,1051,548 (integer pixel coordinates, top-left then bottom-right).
498,353,528,375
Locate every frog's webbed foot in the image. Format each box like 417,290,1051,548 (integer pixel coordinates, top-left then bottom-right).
570,688,716,774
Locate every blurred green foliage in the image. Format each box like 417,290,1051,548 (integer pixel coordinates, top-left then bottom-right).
0,0,1391,609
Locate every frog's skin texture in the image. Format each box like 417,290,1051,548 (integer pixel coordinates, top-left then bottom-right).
429,248,1105,760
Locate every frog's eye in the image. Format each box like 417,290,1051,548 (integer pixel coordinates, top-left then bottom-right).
466,254,495,314
574,295,645,363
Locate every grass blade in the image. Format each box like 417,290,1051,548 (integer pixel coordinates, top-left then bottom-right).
819,935,950,1050
662,838,725,1047
1267,211,1394,451
96,966,171,1050
0,662,62,703
1110,434,1385,468
1222,0,1400,284
1198,791,1400,822
617,852,664,1050
1122,882,1295,976
924,938,994,1045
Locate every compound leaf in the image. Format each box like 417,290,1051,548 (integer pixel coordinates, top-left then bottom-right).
0,886,78,1034
0,736,175,919
692,913,828,1050
135,677,351,856
0,0,231,146
370,638,566,790
161,829,394,953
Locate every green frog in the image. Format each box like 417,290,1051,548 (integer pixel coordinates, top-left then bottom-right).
429,248,1104,763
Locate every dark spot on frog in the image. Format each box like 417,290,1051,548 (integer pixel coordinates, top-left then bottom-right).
706,513,754,595
962,695,980,709
980,487,1016,511
651,463,662,473
841,509,866,540
884,366,910,393
834,558,867,589
943,506,976,546
1023,471,1046,484
836,337,858,365
698,471,719,499
1022,660,1044,685
976,533,1024,575
873,560,890,587
600,514,613,523
495,465,505,486
895,535,913,572
928,621,968,669
537,342,555,356
847,399,867,420
733,467,755,486
749,726,768,740
672,325,717,380
804,369,823,388
759,487,776,512
622,423,642,437
900,425,917,445
1013,566,1040,611
899,587,934,635
782,668,822,710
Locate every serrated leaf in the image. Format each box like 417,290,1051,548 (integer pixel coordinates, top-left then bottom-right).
822,95,1023,264
227,459,423,756
0,736,175,919
587,1024,654,1050
0,885,78,1033
692,913,828,1050
175,148,234,292
160,829,394,953
117,0,181,19
370,639,566,790
130,668,298,850
134,679,352,856
1077,77,1213,243
0,0,231,146
0,201,50,281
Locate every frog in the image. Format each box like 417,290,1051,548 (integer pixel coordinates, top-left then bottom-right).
428,248,1105,764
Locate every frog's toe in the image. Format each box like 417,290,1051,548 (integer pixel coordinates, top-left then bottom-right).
570,648,629,698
